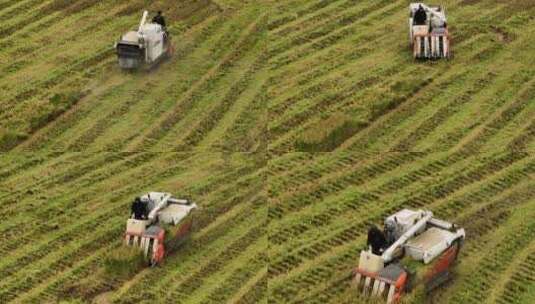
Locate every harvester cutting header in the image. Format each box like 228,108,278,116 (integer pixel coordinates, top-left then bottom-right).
409,3,451,59
353,209,465,303
115,11,172,69
125,192,197,266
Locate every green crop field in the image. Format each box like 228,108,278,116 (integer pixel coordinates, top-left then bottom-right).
0,0,268,152
0,152,267,303
0,0,534,303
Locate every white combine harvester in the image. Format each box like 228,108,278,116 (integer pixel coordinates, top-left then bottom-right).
353,209,465,303
409,3,451,59
115,11,172,70
125,192,197,265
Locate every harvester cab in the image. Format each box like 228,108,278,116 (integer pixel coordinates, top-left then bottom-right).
409,3,450,59
115,11,172,70
125,192,196,266
353,209,465,303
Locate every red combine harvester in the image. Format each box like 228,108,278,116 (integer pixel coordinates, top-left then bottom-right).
125,192,197,265
352,209,465,303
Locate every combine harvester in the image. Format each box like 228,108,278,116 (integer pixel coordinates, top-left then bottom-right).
352,209,465,303
409,3,451,59
115,11,172,70
125,192,197,265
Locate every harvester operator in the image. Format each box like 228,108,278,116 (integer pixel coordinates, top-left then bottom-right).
152,11,166,29
153,11,169,44
367,226,388,255
414,5,427,25
131,197,148,220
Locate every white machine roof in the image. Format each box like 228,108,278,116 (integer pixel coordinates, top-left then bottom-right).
139,23,163,35
139,192,197,225
121,31,139,43
159,203,197,225
405,227,459,263
386,209,424,225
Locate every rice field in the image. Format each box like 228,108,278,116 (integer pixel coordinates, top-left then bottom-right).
0,0,533,303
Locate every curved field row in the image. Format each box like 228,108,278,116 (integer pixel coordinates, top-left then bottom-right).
300,182,534,304
266,75,533,303
0,153,259,264
1,0,266,153
267,0,534,153
269,39,503,150
2,0,534,303
266,2,534,300
268,151,534,303
0,152,266,303
269,153,532,278
494,248,535,304
17,14,226,151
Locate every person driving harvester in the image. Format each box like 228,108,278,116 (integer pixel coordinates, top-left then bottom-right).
152,11,166,29
152,11,169,44
414,4,427,25
131,197,148,220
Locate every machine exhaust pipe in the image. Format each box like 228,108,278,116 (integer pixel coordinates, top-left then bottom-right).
138,10,148,33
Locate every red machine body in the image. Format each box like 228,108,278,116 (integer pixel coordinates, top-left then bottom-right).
125,192,197,265
352,209,465,303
